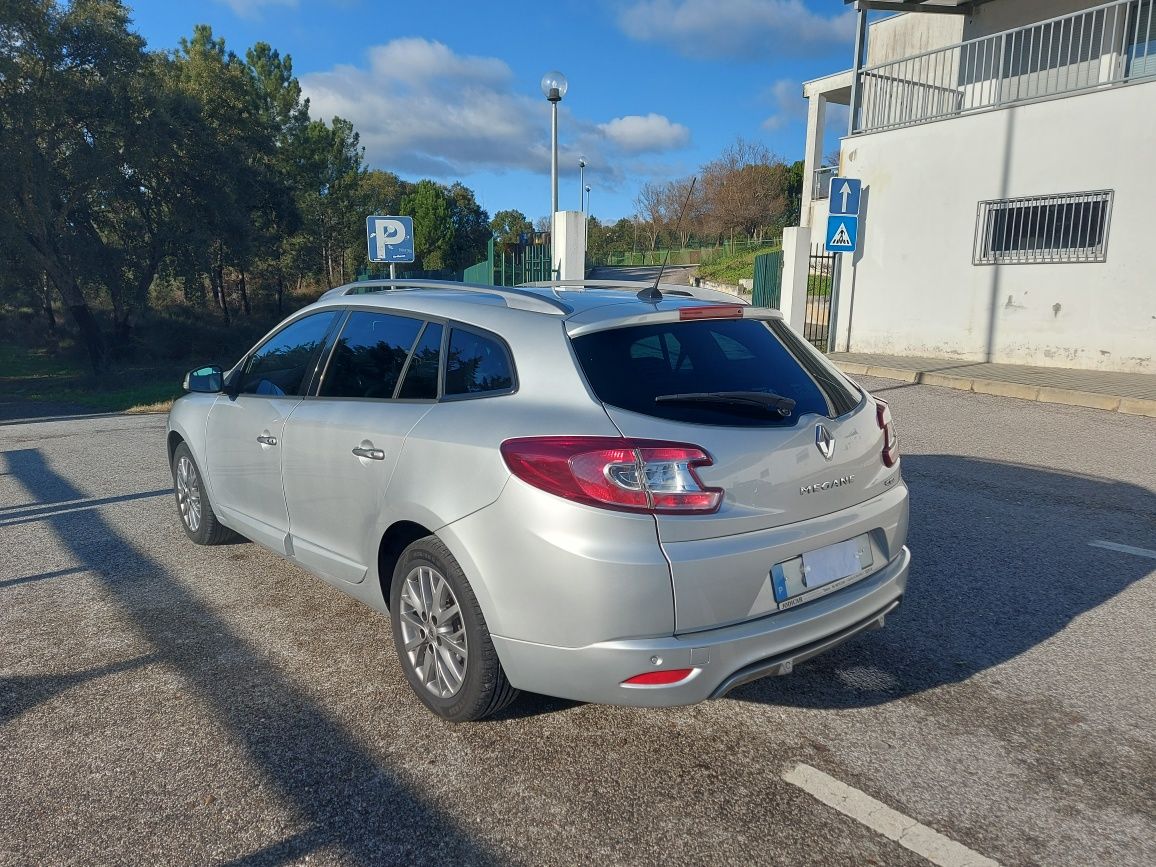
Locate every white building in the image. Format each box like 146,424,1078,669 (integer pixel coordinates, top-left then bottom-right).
786,0,1156,372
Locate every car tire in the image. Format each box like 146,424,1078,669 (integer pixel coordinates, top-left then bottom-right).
171,442,237,546
390,536,519,722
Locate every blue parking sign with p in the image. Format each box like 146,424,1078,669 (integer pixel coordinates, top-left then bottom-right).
367,215,415,263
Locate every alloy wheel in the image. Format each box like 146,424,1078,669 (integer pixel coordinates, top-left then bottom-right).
175,455,202,533
398,565,468,698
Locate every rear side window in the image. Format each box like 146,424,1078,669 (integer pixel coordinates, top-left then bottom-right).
572,318,857,427
397,322,443,400
319,311,422,399
445,328,514,396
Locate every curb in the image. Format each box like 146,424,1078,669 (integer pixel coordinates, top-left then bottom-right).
833,362,1156,418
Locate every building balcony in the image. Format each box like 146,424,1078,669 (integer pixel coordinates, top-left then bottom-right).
812,165,839,200
853,0,1156,135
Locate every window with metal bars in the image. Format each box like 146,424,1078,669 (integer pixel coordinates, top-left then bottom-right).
973,191,1113,265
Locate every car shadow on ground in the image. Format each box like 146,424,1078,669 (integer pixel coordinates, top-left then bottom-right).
728,453,1156,710
0,446,502,866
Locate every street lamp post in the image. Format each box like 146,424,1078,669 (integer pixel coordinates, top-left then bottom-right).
540,71,568,245
578,157,586,212
585,184,591,217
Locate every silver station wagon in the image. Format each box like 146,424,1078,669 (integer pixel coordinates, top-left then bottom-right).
166,279,910,721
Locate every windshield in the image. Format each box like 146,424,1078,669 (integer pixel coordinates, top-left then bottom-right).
571,318,860,427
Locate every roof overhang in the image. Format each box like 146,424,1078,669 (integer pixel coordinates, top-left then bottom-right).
803,69,855,103
843,0,997,14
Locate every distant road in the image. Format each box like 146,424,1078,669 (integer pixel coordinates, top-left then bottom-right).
586,264,695,285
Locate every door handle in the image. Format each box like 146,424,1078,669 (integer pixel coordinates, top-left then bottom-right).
256,434,278,446
352,446,385,461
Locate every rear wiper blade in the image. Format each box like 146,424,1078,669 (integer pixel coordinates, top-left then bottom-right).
654,391,796,417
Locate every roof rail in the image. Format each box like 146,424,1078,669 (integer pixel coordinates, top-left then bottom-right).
318,279,571,314
519,279,749,305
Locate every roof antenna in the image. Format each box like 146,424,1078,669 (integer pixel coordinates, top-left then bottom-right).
637,176,696,303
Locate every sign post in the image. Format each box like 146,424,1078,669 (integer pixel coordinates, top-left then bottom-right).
366,216,415,278
825,178,861,254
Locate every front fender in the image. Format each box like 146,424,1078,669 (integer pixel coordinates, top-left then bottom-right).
166,393,218,499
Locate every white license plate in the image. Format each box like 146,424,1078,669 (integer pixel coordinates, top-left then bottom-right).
802,538,866,589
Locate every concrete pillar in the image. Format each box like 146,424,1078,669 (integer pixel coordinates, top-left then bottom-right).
832,253,856,352
799,94,827,229
779,226,812,333
553,210,586,279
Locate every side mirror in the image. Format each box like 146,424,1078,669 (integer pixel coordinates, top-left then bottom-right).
183,365,224,394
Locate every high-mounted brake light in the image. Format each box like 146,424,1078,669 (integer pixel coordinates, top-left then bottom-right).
678,305,745,321
875,399,899,468
622,668,695,686
500,436,723,514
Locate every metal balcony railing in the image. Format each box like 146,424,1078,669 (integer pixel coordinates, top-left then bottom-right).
854,0,1156,134
812,165,838,200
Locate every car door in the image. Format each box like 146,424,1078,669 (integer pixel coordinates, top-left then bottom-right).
205,310,341,554
280,311,442,584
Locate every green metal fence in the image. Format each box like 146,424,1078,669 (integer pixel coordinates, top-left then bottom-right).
463,238,554,286
752,250,783,308
462,254,490,285
599,238,772,268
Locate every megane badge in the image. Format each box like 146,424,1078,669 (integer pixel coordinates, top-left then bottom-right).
815,424,835,460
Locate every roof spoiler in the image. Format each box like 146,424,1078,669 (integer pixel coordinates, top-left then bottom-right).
519,280,749,306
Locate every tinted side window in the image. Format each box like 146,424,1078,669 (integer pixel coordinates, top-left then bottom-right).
320,311,423,399
240,311,339,397
572,319,832,427
444,328,514,396
397,323,443,400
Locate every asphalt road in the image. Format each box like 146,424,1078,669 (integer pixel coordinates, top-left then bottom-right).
587,264,697,285
2,378,1154,866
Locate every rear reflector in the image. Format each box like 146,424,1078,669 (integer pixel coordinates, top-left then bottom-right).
622,668,694,686
678,305,744,320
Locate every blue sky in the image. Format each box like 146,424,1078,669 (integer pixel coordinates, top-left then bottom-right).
128,0,855,223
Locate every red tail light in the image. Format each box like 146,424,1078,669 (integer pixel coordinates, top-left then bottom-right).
500,436,722,514
679,305,744,320
875,399,899,468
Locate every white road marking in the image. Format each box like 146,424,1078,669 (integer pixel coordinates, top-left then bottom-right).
783,763,1001,867
1088,540,1156,561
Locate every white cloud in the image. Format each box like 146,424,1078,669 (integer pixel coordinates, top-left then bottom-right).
617,0,854,59
760,79,804,132
759,78,849,152
598,114,690,153
213,0,297,19
300,39,692,182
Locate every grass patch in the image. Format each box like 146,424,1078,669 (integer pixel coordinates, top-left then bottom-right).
808,274,833,297
0,345,187,413
0,304,292,414
696,243,782,286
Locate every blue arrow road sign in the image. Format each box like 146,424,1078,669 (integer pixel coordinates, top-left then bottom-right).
826,215,859,253
829,177,861,217
366,215,415,263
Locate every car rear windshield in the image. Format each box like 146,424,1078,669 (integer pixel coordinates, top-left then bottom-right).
571,318,860,427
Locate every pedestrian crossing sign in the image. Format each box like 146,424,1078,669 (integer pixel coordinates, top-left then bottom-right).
825,215,858,252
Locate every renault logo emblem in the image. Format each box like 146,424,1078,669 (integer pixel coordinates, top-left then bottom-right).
815,424,835,460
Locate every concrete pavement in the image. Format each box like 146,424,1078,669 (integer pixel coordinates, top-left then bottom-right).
831,352,1156,417
2,382,1154,865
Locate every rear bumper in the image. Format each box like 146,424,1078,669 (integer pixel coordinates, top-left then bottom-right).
492,545,910,706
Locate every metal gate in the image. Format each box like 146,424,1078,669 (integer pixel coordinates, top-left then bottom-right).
463,238,554,286
751,250,783,308
805,245,838,351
